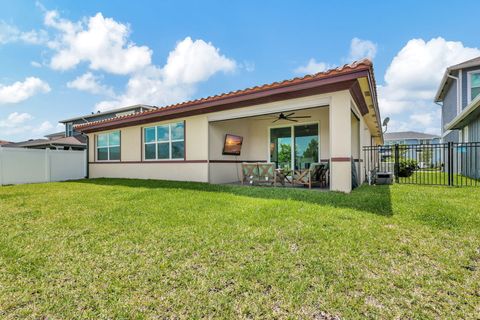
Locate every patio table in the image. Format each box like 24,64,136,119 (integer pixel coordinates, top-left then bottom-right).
275,168,293,186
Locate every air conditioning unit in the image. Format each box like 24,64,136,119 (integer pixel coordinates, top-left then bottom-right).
376,172,393,185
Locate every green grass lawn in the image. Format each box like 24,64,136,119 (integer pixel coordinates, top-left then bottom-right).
1,179,480,319
400,170,480,186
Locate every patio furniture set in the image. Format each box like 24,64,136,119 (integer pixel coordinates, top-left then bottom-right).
241,162,329,189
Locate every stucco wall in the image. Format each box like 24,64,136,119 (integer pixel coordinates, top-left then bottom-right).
89,163,209,182
87,115,209,181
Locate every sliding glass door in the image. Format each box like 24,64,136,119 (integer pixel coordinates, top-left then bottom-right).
270,127,292,169
270,123,319,170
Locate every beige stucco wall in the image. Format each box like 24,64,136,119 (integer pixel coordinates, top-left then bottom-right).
87,115,209,182
89,162,208,182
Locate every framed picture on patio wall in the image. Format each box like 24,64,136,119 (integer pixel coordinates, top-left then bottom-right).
222,134,243,155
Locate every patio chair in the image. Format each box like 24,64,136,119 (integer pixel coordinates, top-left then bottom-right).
241,163,259,185
293,162,328,189
257,163,277,187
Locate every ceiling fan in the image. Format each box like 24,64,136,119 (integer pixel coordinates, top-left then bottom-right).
256,112,311,123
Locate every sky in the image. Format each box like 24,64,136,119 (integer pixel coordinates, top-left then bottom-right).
0,0,479,141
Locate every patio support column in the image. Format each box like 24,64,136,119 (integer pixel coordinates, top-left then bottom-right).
329,92,352,193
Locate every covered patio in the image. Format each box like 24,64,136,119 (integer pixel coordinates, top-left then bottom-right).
207,90,372,192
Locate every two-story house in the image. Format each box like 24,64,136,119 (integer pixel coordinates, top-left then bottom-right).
384,131,440,146
435,56,480,143
2,104,156,150
59,104,156,137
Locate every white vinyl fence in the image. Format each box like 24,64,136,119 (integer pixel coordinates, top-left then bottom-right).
0,147,87,185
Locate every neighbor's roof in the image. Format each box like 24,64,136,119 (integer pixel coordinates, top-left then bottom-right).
384,131,440,141
59,104,156,123
435,56,480,102
75,59,381,135
3,135,86,148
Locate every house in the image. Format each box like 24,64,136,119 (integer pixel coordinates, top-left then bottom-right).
0,140,11,146
384,131,440,145
75,59,383,193
383,131,441,168
2,134,86,150
435,56,480,142
59,104,156,137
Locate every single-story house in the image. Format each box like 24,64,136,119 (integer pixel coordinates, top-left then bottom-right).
2,135,86,150
76,59,383,193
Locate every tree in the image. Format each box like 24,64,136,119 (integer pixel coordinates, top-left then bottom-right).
278,143,291,169
302,138,318,161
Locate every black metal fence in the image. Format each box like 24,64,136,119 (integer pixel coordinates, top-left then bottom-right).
363,142,480,186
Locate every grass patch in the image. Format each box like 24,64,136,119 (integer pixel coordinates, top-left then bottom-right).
399,170,480,186
1,179,480,318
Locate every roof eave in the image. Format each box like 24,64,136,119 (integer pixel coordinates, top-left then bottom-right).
445,95,480,130
77,68,372,133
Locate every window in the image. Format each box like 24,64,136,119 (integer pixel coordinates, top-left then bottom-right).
144,122,184,160
66,123,73,137
96,131,120,161
469,71,480,102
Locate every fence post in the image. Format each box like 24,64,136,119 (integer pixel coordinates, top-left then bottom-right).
45,148,51,182
448,142,453,186
394,144,399,183
0,147,3,186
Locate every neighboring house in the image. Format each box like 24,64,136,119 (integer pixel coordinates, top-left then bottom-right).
383,131,441,168
435,56,480,142
59,104,156,137
3,134,86,150
75,59,383,193
384,131,440,145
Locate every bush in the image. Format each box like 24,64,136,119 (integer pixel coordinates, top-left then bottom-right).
398,159,418,177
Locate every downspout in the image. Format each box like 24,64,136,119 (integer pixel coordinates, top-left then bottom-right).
79,133,89,179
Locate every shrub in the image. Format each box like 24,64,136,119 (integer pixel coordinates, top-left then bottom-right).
398,159,418,177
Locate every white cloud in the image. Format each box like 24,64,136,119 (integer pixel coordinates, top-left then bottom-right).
0,21,48,45
0,112,54,138
35,121,53,133
294,58,331,75
162,37,236,85
31,61,42,68
44,10,152,74
348,37,377,61
96,37,237,112
379,37,480,135
67,72,114,96
295,37,377,75
380,37,480,115
0,77,51,104
0,112,33,127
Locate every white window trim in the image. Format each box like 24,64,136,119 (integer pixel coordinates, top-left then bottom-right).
96,131,121,162
143,122,185,161
467,70,480,104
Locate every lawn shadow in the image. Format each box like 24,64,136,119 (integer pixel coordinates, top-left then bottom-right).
73,178,393,217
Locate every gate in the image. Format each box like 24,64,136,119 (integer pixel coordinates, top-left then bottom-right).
363,142,480,186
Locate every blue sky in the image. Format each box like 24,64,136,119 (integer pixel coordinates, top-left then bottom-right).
0,0,479,141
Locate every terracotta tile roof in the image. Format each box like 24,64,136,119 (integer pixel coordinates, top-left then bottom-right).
75,59,377,131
